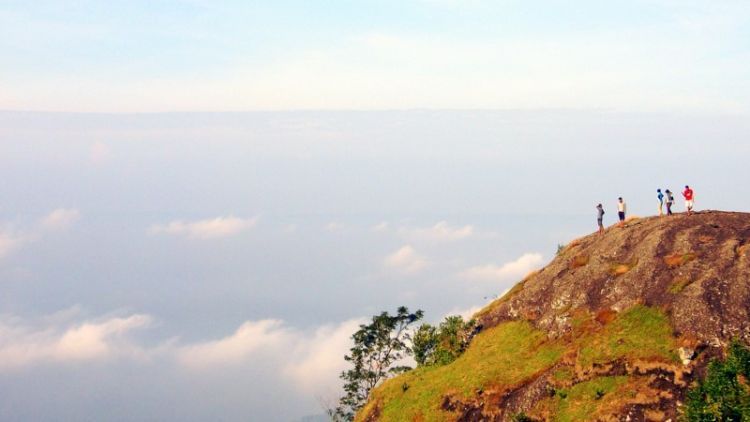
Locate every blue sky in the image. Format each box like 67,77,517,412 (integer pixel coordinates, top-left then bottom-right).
2,0,749,111
1,1,750,421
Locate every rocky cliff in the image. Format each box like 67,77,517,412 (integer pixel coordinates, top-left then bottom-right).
357,211,750,421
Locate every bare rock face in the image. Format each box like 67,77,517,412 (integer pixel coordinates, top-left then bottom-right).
478,211,750,346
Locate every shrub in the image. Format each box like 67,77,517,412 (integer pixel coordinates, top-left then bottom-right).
684,341,750,421
412,315,476,367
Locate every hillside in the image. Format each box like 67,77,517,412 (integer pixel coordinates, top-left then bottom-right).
357,211,750,421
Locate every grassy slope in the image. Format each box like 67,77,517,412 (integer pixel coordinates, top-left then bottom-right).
358,305,678,421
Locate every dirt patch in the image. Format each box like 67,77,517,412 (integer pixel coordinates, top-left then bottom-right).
664,252,697,268
570,254,590,269
595,309,618,325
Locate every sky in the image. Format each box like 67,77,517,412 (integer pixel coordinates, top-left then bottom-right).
1,0,750,112
1,1,750,421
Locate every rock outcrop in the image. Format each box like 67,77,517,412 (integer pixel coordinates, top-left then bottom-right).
358,211,750,421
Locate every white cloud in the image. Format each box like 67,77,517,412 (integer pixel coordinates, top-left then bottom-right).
398,221,474,242
282,318,363,392
178,317,363,393
0,313,152,370
443,305,485,321
149,216,258,239
459,253,544,282
371,221,389,232
0,209,81,259
40,208,81,231
384,245,428,274
0,228,27,258
177,319,291,368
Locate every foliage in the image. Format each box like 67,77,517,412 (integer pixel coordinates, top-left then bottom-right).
684,341,750,421
412,315,476,367
556,243,566,256
331,306,424,421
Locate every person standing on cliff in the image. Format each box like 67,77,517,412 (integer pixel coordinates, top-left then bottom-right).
617,197,626,227
657,189,664,216
596,203,605,235
665,189,674,216
683,185,694,216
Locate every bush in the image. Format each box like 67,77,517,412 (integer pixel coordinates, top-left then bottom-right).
684,341,750,421
412,315,476,367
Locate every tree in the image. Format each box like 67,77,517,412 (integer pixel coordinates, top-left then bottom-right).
685,341,750,421
331,306,424,421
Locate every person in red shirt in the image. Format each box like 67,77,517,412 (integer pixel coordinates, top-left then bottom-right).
683,185,694,216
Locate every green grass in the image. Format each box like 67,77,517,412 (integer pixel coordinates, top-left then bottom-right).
548,376,629,422
357,306,679,421
359,321,565,421
578,305,678,367
552,367,575,383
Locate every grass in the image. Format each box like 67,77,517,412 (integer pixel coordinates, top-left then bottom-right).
357,306,679,421
664,252,697,268
577,305,678,367
357,321,565,421
540,376,629,422
552,367,575,383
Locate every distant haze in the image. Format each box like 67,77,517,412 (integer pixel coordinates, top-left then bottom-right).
0,110,748,420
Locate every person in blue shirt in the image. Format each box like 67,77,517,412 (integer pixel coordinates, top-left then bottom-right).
657,189,664,216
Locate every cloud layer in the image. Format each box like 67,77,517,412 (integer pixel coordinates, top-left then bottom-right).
149,216,258,239
0,308,362,400
0,208,81,258
459,253,544,282
0,313,152,370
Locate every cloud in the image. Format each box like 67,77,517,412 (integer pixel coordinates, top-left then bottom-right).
0,209,81,259
149,216,258,239
282,319,363,392
0,308,362,398
384,245,428,274
178,319,291,368
0,313,152,370
443,305,485,321
459,253,544,281
40,208,81,231
371,221,389,232
0,228,27,258
398,221,475,242
179,317,362,392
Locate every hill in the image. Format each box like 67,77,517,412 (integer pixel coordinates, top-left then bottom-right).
357,211,750,421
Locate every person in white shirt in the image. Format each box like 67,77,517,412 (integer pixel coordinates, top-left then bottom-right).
617,197,626,227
